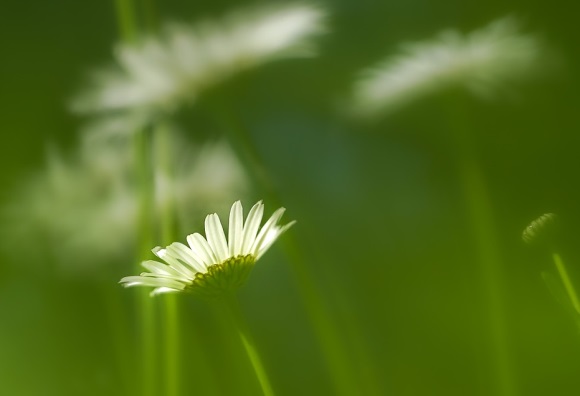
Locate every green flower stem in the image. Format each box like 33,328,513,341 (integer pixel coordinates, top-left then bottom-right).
279,241,367,396
162,294,180,396
154,121,176,244
101,285,134,396
214,108,361,396
112,3,159,395
446,96,516,396
331,290,382,396
135,126,158,396
114,0,138,42
459,156,515,396
142,0,159,34
154,121,180,396
552,253,580,314
216,111,278,203
224,294,275,396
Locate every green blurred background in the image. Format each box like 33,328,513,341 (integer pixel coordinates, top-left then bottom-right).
2,0,580,395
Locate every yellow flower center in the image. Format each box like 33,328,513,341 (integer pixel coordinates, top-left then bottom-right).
187,254,256,298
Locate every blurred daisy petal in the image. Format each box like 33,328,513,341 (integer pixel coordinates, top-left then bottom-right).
352,16,544,117
72,3,326,115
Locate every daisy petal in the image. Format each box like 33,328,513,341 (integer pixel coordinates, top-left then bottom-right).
141,260,181,276
153,247,196,279
166,242,206,273
256,220,296,259
187,233,218,266
151,287,182,296
205,213,229,262
120,276,185,289
252,207,286,255
241,201,264,254
228,201,244,256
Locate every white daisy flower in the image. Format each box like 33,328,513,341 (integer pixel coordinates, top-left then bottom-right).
120,201,295,297
352,17,543,117
72,3,326,115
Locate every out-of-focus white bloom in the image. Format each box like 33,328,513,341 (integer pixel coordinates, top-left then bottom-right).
120,200,295,297
72,3,326,115
168,139,249,233
148,126,250,235
3,128,248,275
3,144,137,275
352,17,544,117
80,111,152,141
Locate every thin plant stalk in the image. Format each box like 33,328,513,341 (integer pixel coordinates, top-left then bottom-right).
331,287,382,396
154,121,180,396
459,156,515,396
136,295,157,396
112,3,159,395
446,96,516,396
100,285,134,396
223,293,275,396
162,295,180,396
135,126,158,396
114,0,138,42
212,106,362,396
142,0,159,33
552,253,580,314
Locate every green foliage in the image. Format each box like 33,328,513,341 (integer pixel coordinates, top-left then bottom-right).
2,0,580,395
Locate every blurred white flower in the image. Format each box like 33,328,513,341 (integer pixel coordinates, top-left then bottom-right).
352,17,544,117
72,3,326,115
3,143,137,275
3,128,248,275
167,138,250,233
120,200,295,297
80,111,152,141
